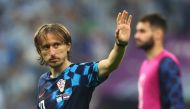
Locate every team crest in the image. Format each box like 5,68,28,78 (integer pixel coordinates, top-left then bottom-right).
57,79,66,92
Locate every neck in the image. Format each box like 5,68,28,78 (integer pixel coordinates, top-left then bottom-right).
146,44,164,60
50,60,72,78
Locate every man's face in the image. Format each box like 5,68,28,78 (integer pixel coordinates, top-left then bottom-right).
134,22,154,51
39,33,70,68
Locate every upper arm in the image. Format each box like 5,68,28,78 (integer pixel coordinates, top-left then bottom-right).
159,57,184,109
98,59,113,78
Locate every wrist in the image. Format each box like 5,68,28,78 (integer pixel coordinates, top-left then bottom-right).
115,40,128,47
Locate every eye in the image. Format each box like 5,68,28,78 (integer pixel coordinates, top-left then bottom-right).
53,42,61,48
139,29,145,33
41,44,50,50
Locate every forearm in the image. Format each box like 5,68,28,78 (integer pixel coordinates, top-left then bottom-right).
98,43,127,77
107,43,126,69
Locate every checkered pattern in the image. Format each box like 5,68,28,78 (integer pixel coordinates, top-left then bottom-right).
37,62,108,109
159,57,184,109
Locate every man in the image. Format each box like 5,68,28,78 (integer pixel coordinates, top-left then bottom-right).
34,10,132,109
135,14,184,109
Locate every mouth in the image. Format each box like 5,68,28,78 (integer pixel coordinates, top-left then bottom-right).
134,40,143,48
49,58,59,62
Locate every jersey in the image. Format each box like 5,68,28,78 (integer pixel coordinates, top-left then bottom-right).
37,62,108,109
138,50,184,109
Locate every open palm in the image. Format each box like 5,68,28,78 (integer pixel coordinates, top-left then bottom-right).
115,10,132,45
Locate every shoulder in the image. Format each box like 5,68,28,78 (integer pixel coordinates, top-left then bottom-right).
77,62,98,66
160,57,175,64
39,72,49,80
159,56,180,76
160,57,178,68
72,62,98,70
162,50,180,64
70,62,99,74
38,72,49,87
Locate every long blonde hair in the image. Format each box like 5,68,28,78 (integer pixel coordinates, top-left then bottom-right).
34,23,72,65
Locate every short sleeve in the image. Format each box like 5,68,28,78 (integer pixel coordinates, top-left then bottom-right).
80,62,108,87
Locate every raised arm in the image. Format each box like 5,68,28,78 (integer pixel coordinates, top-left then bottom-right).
98,10,132,77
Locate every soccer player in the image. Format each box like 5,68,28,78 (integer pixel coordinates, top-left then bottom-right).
34,10,132,109
134,14,184,109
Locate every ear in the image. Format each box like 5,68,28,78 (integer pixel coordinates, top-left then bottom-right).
153,28,163,40
66,43,71,52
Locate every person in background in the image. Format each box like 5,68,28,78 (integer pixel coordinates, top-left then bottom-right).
135,13,184,109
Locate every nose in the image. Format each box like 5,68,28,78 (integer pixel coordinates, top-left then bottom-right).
50,46,56,56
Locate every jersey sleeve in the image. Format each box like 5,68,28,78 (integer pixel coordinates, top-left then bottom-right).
159,57,184,109
80,62,108,87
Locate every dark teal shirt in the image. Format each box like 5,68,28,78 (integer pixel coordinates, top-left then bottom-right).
37,62,107,109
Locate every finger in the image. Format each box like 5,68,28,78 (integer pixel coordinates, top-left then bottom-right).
124,11,129,24
115,29,119,38
124,10,129,23
120,11,125,24
127,15,132,25
117,12,122,25
121,10,128,24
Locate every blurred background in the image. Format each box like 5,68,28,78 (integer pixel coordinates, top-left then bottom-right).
0,0,189,109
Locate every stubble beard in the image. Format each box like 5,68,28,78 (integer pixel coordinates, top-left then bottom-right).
137,36,154,52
